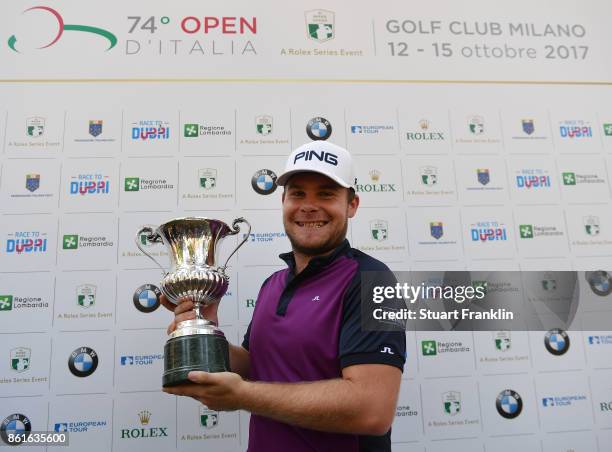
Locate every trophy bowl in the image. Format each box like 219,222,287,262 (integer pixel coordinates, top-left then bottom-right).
136,217,250,387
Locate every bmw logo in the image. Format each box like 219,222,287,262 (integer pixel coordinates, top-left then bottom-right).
1,413,31,445
306,117,332,141
544,328,570,356
496,389,523,419
251,169,278,195
133,284,161,313
68,346,98,377
585,270,612,296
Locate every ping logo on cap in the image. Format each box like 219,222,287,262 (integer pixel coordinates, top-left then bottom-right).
294,150,338,166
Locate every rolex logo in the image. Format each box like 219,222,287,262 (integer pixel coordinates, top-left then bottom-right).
138,410,151,425
369,170,381,182
419,119,430,130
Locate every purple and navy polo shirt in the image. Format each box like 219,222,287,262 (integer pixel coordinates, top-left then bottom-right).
242,239,406,452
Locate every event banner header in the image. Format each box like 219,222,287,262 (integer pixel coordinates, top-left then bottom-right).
0,0,611,81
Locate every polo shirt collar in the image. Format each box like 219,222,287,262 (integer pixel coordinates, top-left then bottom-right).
279,239,351,275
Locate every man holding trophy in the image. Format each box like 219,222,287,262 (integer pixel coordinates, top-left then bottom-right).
160,141,406,451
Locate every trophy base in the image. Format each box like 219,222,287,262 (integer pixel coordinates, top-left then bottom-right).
163,330,230,388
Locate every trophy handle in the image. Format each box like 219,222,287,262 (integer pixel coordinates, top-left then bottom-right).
219,217,251,273
135,226,167,274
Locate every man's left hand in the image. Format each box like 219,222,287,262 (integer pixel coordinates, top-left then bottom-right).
163,371,247,411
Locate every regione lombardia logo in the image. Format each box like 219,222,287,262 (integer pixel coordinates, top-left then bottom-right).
8,6,117,53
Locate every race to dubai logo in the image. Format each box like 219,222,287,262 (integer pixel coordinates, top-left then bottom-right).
69,173,110,196
370,220,388,242
515,168,551,189
131,120,170,141
26,117,45,137
496,390,522,419
470,221,508,242
8,6,117,53
255,115,273,135
559,120,592,139
5,231,48,254
305,10,334,42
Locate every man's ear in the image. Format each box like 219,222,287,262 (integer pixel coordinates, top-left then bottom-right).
348,193,359,218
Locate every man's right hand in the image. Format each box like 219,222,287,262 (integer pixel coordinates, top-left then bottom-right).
160,295,220,335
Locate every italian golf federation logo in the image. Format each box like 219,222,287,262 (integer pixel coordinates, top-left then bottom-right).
77,284,96,308
25,174,40,192
585,270,612,296
430,222,443,240
10,347,31,373
494,331,511,352
476,168,490,186
251,169,277,195
420,166,438,186
199,168,217,190
468,116,484,135
442,391,461,416
1,413,32,445
370,220,388,242
8,6,117,53
306,117,332,141
496,390,523,419
255,115,273,135
522,119,535,135
133,284,161,313
200,406,219,429
26,117,45,137
89,120,103,137
68,346,98,377
584,216,600,236
305,10,334,42
544,329,570,356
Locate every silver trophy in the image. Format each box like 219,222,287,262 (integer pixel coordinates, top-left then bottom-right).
136,217,250,387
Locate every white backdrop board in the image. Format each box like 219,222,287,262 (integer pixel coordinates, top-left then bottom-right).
1,1,612,451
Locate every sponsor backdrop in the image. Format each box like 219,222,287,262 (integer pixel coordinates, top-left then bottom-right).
1,1,612,451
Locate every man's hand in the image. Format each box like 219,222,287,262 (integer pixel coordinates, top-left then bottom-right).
160,295,219,334
163,371,246,411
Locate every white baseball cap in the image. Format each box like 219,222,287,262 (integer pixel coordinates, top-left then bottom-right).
276,141,355,189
